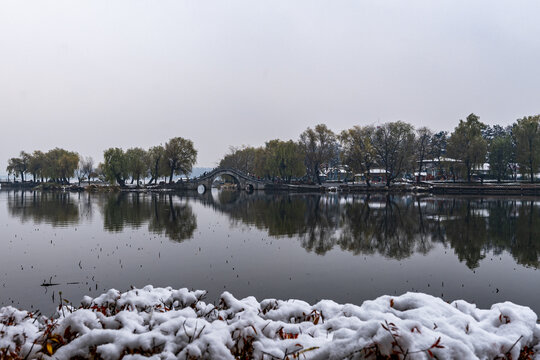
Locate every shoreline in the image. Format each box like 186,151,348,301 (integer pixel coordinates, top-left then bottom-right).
4,181,540,196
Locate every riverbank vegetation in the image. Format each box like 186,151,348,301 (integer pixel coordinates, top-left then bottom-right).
5,137,197,187
5,114,540,186
6,148,80,184
96,137,197,187
220,114,540,185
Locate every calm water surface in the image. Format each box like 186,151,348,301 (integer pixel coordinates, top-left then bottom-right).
1,189,539,315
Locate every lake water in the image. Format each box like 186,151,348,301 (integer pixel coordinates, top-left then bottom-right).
1,189,539,315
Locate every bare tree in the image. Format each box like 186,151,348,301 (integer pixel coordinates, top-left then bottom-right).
340,125,377,186
299,124,337,184
372,121,415,187
415,127,434,184
81,156,94,185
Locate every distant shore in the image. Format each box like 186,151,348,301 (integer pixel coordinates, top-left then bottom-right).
4,180,540,196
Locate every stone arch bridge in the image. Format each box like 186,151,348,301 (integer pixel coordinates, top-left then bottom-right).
189,168,268,192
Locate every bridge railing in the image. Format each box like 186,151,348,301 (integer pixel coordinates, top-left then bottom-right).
194,168,268,183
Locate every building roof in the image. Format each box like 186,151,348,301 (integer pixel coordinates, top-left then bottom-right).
420,157,460,163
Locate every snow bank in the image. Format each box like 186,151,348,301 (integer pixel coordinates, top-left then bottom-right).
1,286,539,359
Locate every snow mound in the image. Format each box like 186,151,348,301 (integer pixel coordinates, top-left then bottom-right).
1,286,539,359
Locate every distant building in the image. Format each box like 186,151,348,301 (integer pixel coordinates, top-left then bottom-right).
417,157,460,180
354,168,388,183
320,165,350,182
413,171,428,181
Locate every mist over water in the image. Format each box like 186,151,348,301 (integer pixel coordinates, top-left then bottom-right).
1,189,539,315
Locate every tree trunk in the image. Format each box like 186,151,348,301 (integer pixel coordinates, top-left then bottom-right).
153,159,160,185
384,166,391,187
365,170,371,187
416,157,423,184
115,175,125,187
168,194,176,220
169,168,174,184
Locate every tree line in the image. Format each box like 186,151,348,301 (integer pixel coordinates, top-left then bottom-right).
7,148,82,184
6,113,540,186
220,113,540,184
6,137,197,187
101,137,197,187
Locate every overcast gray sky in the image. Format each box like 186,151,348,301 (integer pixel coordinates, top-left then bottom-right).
1,0,539,171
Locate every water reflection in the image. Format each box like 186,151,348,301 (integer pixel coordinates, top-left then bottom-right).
214,194,430,257
338,196,435,259
6,191,197,243
4,190,540,268
7,191,80,226
101,193,197,243
209,193,540,269
148,194,197,243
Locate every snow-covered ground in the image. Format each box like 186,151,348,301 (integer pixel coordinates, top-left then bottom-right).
1,286,539,359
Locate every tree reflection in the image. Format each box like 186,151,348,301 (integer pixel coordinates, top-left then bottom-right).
338,195,434,259
148,194,197,243
102,193,152,232
101,193,197,243
513,201,540,267
211,193,340,254
208,192,540,268
216,193,312,238
442,199,488,268
5,188,540,268
7,190,79,226
299,195,340,255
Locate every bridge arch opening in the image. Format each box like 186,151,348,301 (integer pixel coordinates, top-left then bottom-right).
213,174,241,190
194,168,265,193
